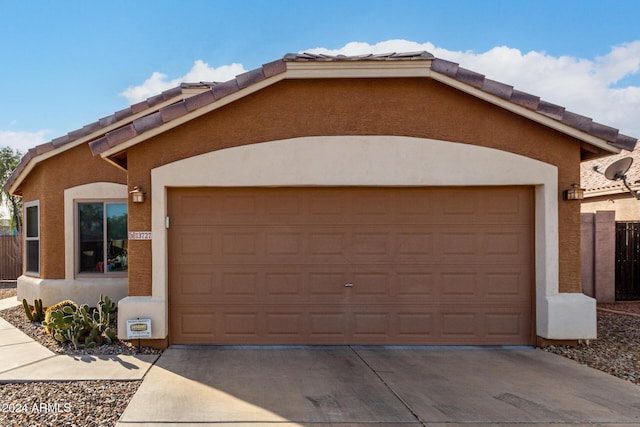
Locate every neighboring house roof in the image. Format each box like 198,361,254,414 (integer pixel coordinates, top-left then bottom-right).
581,147,640,198
5,83,216,195
7,52,639,194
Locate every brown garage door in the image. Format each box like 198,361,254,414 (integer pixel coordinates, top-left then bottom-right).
168,187,533,345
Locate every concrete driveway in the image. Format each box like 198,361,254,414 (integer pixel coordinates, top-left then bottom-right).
117,347,640,426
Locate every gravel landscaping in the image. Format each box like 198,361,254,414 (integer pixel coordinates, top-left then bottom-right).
2,280,640,426
1,380,141,427
543,306,640,385
0,281,17,300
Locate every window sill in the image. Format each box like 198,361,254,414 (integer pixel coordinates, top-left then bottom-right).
76,273,128,279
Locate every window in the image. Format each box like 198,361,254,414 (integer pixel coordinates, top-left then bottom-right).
25,201,40,275
78,201,127,274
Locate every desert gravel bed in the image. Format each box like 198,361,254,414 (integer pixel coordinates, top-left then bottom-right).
543,309,640,385
0,380,141,427
0,281,17,300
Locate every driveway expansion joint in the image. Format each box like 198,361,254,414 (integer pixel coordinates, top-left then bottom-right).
349,345,428,427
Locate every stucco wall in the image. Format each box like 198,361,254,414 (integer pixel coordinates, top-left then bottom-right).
582,195,640,221
125,78,582,297
19,143,127,279
581,213,595,297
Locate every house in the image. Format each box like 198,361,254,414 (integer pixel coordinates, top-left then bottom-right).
6,52,638,348
581,149,640,302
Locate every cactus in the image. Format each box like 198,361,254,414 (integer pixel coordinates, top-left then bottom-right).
22,298,45,322
42,295,118,350
22,298,34,321
34,299,44,321
44,300,78,334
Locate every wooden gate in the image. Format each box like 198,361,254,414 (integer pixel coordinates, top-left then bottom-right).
0,236,22,280
616,222,640,301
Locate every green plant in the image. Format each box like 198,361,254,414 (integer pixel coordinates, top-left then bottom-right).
22,298,44,322
44,300,78,334
42,294,118,350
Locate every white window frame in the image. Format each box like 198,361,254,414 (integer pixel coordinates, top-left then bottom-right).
24,200,40,277
75,199,128,277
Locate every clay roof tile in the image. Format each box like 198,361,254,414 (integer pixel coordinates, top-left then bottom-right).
184,89,215,112
236,68,266,89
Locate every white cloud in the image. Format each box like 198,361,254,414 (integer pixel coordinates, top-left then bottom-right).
304,40,640,139
120,60,247,104
0,130,50,154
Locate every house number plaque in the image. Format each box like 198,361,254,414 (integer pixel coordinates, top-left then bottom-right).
128,231,152,240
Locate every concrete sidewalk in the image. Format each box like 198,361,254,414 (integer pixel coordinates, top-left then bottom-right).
0,297,158,382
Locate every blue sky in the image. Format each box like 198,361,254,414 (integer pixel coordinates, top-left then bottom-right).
1,0,639,153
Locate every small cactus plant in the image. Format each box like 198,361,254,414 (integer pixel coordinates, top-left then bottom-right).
22,298,45,322
44,300,78,334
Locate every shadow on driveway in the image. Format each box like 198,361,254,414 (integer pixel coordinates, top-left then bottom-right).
117,346,640,426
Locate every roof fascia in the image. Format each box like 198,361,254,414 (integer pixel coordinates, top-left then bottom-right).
7,91,203,195
584,187,632,198
102,156,128,172
428,72,621,155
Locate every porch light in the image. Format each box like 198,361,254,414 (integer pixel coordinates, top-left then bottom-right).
563,184,584,201
129,186,145,203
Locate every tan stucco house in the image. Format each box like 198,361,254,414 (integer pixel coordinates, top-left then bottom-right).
6,52,638,348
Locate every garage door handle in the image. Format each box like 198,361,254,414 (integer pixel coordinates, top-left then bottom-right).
344,283,353,287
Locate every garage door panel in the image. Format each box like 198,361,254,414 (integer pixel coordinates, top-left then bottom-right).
395,272,436,300
169,187,533,345
351,311,390,339
171,266,531,307
396,311,435,338
169,187,532,226
265,312,304,338
171,271,215,298
170,302,532,345
436,271,531,304
171,225,530,265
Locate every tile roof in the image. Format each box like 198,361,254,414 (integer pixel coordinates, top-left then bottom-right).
5,83,215,192
88,52,637,158
7,52,639,194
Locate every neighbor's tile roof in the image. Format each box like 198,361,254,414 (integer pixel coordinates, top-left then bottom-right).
7,52,639,193
581,148,640,196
